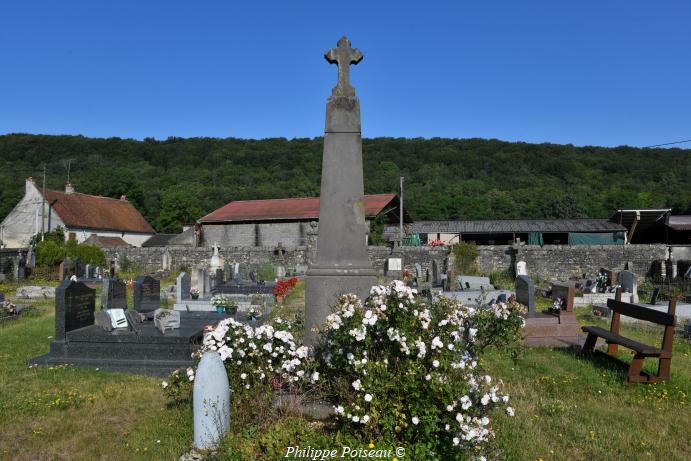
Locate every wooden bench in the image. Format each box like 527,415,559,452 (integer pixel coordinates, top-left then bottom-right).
581,288,677,384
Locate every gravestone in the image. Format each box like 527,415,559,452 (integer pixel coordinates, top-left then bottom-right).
386,257,403,277
515,275,535,313
649,287,660,305
85,264,94,279
94,310,114,332
176,272,191,302
215,269,224,288
625,261,634,272
684,264,691,280
223,262,232,281
551,282,575,312
432,260,441,286
53,280,96,349
304,36,377,346
276,265,286,278
414,263,422,282
193,268,208,298
617,270,638,303
600,267,617,287
133,275,161,313
203,271,212,294
516,261,527,276
101,278,127,310
0,292,4,303
74,258,84,279
457,275,492,291
233,263,240,279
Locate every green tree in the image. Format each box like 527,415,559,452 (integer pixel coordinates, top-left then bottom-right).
156,189,204,233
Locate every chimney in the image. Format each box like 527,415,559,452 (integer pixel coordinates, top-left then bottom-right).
26,177,34,194
120,195,127,201
65,183,75,194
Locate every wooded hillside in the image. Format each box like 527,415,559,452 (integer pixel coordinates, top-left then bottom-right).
1,134,689,233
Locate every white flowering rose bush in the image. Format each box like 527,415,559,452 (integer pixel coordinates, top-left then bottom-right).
162,317,315,400
314,281,524,460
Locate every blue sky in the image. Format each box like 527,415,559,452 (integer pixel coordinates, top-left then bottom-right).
1,1,690,147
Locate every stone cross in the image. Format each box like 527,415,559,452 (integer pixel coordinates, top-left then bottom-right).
324,36,363,97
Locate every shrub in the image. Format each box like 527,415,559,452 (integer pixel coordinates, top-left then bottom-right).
256,264,277,281
488,271,514,290
313,281,525,460
452,242,479,275
35,240,64,267
273,277,299,298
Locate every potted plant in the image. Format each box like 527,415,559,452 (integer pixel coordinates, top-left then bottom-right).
210,294,232,314
190,288,200,300
549,297,565,315
247,305,262,327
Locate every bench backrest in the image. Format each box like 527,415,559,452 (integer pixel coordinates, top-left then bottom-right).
607,288,677,355
606,297,677,326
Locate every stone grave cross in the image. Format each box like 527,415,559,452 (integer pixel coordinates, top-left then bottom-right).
324,36,363,97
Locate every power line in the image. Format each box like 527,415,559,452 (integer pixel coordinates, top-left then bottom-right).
643,139,691,148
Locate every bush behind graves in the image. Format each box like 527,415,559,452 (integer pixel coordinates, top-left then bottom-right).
314,281,525,460
452,242,480,275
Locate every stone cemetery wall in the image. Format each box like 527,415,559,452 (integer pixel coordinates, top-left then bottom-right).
477,244,668,281
104,244,667,282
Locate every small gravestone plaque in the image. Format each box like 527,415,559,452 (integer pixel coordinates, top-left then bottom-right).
95,310,113,332
55,280,96,342
516,261,527,276
176,272,191,302
85,264,93,279
133,275,160,313
515,275,535,313
107,308,128,329
101,278,127,310
617,270,638,302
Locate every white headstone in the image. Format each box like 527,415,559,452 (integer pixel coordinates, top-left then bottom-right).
210,243,221,270
193,351,230,450
387,258,402,272
516,261,527,276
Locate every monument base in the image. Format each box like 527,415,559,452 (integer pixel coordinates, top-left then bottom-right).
304,267,377,347
522,311,580,347
29,312,231,376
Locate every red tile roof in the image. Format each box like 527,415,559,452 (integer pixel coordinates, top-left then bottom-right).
43,190,154,234
200,194,398,223
82,235,130,247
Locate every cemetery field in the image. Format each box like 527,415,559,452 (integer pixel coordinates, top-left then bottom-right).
0,291,689,460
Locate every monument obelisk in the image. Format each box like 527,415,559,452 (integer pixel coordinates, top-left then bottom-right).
304,36,377,346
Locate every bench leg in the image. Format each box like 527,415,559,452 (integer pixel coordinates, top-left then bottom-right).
607,342,619,356
657,358,672,383
626,354,645,384
582,333,597,354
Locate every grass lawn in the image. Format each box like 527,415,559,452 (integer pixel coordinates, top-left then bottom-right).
0,280,689,460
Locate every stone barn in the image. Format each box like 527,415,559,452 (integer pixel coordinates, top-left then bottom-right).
198,193,407,248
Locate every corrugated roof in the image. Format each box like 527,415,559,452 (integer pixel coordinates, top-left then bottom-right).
200,194,398,223
667,215,691,231
387,219,626,234
43,189,154,234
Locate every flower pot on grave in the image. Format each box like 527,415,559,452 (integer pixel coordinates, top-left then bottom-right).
191,294,199,300
276,295,284,303
225,306,237,315
215,306,224,314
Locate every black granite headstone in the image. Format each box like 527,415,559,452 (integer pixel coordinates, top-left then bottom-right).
515,275,535,313
215,268,224,287
55,280,96,343
101,278,127,310
74,258,84,279
133,275,160,313
0,292,4,303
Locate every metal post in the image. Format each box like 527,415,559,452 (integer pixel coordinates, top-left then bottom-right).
399,176,404,247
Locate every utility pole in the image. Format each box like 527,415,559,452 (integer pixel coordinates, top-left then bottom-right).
67,159,72,183
399,176,404,247
41,165,46,240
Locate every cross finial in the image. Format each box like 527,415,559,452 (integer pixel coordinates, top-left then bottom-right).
324,36,363,97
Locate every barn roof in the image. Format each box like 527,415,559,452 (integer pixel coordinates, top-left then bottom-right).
82,235,130,248
43,189,154,234
391,219,626,235
200,194,400,223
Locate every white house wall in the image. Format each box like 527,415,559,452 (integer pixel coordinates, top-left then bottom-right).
0,180,64,248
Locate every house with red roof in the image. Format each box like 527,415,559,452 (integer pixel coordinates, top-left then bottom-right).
0,178,155,248
198,193,409,248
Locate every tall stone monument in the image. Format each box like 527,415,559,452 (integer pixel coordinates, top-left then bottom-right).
304,37,377,346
